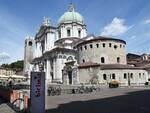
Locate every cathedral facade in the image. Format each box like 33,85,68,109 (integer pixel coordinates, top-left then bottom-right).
24,4,149,86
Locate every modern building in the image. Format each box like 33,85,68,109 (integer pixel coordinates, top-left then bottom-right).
24,3,149,86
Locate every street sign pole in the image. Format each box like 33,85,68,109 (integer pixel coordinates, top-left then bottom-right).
30,72,45,113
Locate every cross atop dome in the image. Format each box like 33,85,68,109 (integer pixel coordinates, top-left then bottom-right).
68,3,75,12
43,17,50,26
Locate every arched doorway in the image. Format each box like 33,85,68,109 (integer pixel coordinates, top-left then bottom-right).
67,66,72,84
62,61,77,85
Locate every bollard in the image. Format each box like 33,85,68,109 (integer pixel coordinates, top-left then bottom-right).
24,95,28,111
13,90,17,106
19,91,24,111
10,91,14,103
16,91,20,108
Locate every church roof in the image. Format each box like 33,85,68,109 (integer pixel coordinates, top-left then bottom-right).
76,36,126,47
58,3,84,25
78,62,100,68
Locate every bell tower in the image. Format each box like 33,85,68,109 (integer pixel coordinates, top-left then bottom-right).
24,37,34,78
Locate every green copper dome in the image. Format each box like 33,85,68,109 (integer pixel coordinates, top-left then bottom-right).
58,4,84,25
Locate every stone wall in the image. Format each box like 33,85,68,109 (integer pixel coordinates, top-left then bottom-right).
77,40,126,64
78,67,148,86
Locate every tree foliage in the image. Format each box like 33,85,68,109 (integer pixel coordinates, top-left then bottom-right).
1,60,24,70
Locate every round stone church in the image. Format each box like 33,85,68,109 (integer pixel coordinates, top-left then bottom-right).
24,3,149,86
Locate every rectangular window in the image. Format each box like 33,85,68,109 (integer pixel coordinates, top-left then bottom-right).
109,43,112,47
103,74,107,80
80,47,82,51
112,74,115,79
67,29,71,37
139,73,141,78
78,30,81,37
124,73,127,79
117,57,120,63
103,43,105,47
96,44,99,48
84,45,87,50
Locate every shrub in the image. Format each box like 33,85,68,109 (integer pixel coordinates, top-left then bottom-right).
109,80,119,88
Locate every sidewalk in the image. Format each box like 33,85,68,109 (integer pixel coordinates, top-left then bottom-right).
0,103,16,113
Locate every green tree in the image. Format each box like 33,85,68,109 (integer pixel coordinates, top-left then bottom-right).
1,60,24,70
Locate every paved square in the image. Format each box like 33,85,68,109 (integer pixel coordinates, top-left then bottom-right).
46,87,150,113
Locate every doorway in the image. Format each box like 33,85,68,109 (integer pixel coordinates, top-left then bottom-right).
68,71,72,84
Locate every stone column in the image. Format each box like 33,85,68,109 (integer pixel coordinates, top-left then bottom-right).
61,27,64,38
46,60,51,81
53,58,56,80
36,42,39,57
47,34,50,50
44,36,47,52
62,67,68,85
53,57,63,82
43,60,46,73
37,42,42,57
36,64,39,71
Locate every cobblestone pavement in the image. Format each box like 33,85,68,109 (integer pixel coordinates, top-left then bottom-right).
46,87,150,113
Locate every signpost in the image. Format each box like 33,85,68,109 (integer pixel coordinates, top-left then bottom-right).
30,72,45,113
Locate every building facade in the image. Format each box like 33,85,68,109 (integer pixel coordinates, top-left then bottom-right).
24,3,149,86
0,67,14,76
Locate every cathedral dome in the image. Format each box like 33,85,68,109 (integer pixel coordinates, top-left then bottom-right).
58,4,84,25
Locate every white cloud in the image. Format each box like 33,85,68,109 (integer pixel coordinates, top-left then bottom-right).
0,52,10,60
144,19,150,24
101,17,132,36
130,35,136,39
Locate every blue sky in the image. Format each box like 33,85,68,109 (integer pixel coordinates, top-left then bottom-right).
0,0,150,64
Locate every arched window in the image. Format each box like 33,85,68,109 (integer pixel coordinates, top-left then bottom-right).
130,73,133,79
120,44,122,48
139,73,141,78
112,73,115,79
114,45,117,49
124,73,127,79
90,44,93,48
103,74,107,80
59,55,62,59
67,29,71,37
78,30,81,37
101,57,105,63
67,56,73,61
82,59,85,63
63,55,66,59
28,41,32,46
117,57,120,63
